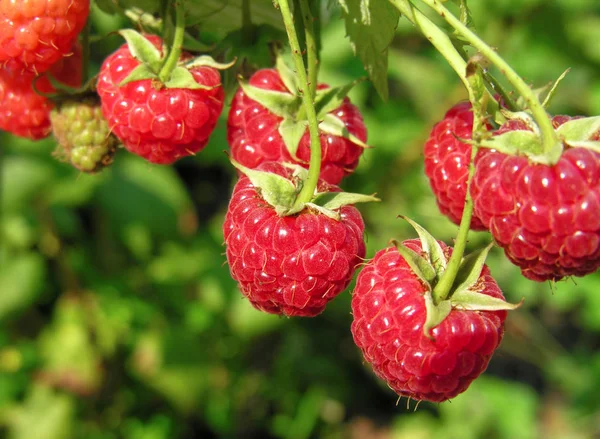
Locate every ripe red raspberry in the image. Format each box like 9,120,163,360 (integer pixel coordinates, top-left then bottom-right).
0,46,82,140
351,239,507,402
223,163,366,317
96,35,225,164
227,68,367,185
471,115,600,281
0,0,89,74
424,101,486,230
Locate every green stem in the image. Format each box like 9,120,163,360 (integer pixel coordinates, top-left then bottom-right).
388,0,477,103
278,0,323,209
432,125,479,304
311,0,322,59
298,0,318,99
242,0,255,44
80,19,90,84
158,1,185,82
452,42,519,112
417,0,561,158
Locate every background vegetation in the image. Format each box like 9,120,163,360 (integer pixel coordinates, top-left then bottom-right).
1,1,600,438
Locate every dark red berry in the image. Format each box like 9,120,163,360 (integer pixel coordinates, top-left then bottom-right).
424,101,486,230
227,68,367,185
351,239,507,402
96,35,225,164
0,45,82,140
471,116,600,281
223,163,366,316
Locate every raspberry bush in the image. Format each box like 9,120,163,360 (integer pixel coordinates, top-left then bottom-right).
1,0,600,437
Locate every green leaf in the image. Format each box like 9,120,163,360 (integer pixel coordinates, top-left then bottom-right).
393,242,436,285
185,0,283,32
93,0,120,14
95,154,193,238
278,118,308,159
39,297,102,395
239,80,302,118
556,116,600,143
338,0,399,100
118,64,158,87
451,243,494,298
230,159,297,209
314,79,362,119
163,66,213,90
1,157,55,213
318,114,370,148
7,385,74,439
0,253,46,321
400,216,447,273
119,29,163,72
423,292,451,338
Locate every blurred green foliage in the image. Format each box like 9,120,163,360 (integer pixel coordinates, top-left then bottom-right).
1,1,600,438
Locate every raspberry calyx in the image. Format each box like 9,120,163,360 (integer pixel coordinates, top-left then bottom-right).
116,30,234,90
479,111,600,165
393,218,521,337
230,159,378,218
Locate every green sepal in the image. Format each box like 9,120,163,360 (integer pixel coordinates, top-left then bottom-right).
450,290,523,312
399,215,447,273
317,192,380,210
556,116,600,144
279,118,308,159
392,240,437,285
318,114,370,148
185,56,236,70
119,29,162,72
541,68,570,108
239,80,302,118
276,54,298,95
564,140,600,153
230,159,297,209
423,292,451,339
451,243,493,298
288,191,379,219
478,129,563,165
499,110,539,132
118,64,158,87
303,202,339,220
314,79,363,119
283,162,309,180
478,129,538,155
163,66,214,90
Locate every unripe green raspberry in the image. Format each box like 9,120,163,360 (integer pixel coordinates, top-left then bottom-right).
51,97,118,173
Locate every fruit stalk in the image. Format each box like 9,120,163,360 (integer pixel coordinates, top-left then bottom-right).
277,0,323,208
416,0,561,159
298,0,318,99
432,115,481,304
158,0,185,82
388,0,477,103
